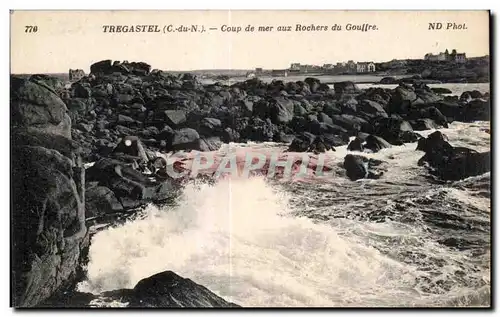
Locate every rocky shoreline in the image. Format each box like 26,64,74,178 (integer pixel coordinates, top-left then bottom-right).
11,59,490,308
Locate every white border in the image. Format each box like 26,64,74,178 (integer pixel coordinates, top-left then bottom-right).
1,1,497,316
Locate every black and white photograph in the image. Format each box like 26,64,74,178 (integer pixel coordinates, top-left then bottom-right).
9,10,491,308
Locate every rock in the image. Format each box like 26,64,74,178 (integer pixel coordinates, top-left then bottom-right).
431,87,452,94
330,114,370,134
410,118,440,131
469,90,483,99
463,98,490,121
343,154,384,181
460,92,472,103
304,77,321,93
90,60,112,74
85,186,123,218
156,125,175,142
72,82,92,98
172,128,200,150
30,74,65,93
416,131,490,180
164,110,187,127
379,77,399,84
373,117,418,145
347,137,364,152
409,106,448,127
117,114,136,126
318,112,334,125
364,135,392,153
200,117,222,135
288,132,316,152
76,122,93,133
387,84,417,114
423,101,463,122
129,271,238,307
269,97,295,124
358,99,388,119
140,126,160,139
66,98,88,119
239,117,275,142
12,143,87,307
198,136,223,152
416,131,450,154
11,76,71,138
112,136,149,164
334,81,359,94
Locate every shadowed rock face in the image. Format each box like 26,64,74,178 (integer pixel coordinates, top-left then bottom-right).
130,271,238,307
11,76,88,307
416,131,490,181
40,270,240,308
343,154,386,181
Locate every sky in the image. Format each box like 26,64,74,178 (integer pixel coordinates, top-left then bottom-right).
10,10,490,73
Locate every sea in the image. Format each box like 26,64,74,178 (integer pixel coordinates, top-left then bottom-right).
77,83,491,307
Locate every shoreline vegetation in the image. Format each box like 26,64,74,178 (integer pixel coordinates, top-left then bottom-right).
11,59,490,308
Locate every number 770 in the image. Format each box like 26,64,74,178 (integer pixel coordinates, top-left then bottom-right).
25,26,38,33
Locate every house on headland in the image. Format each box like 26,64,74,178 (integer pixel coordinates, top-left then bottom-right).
424,49,467,63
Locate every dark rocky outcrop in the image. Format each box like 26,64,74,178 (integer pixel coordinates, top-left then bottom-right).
40,270,239,308
416,131,490,180
11,76,88,307
343,154,385,181
129,271,238,307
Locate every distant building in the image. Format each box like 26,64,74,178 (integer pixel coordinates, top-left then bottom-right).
367,62,376,72
356,62,375,73
322,63,334,70
424,49,467,63
255,67,263,74
271,69,288,77
346,60,357,73
356,63,367,73
69,69,85,81
290,63,301,70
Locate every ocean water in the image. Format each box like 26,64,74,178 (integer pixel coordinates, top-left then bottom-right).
77,85,490,307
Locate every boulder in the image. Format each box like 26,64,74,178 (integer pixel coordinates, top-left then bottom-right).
129,271,238,307
12,143,87,307
287,132,316,152
358,99,388,119
269,97,295,124
90,60,112,75
164,110,187,127
85,186,123,218
364,135,392,153
373,117,419,145
172,128,201,150
334,81,359,94
11,76,71,138
410,118,440,131
416,131,490,180
387,84,417,114
463,98,490,122
431,87,452,94
343,154,384,181
347,138,363,153
304,77,321,93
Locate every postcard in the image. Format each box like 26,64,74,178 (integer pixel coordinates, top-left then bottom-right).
10,10,490,308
